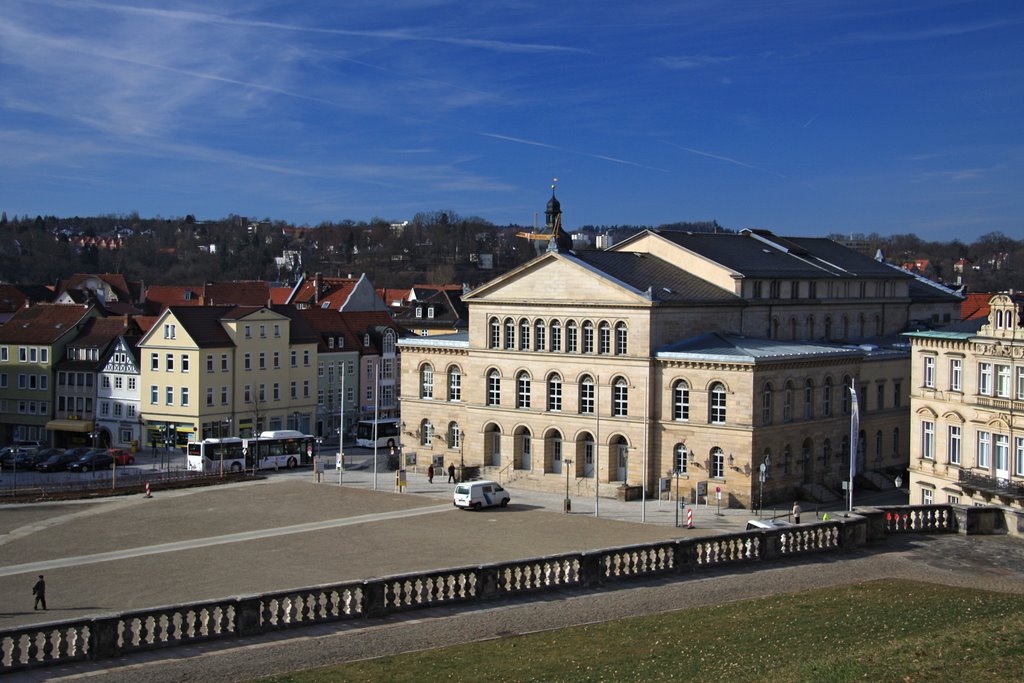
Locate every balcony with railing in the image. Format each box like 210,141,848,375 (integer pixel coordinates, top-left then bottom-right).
958,469,1024,501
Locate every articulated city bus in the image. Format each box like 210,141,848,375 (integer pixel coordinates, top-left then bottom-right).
186,431,314,472
354,419,399,448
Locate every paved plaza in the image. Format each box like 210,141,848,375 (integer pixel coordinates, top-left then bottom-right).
5,464,1010,683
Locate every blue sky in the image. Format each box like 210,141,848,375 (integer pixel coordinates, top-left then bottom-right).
2,1,1022,239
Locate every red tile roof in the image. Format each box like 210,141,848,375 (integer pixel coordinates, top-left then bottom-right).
0,304,95,344
961,292,993,321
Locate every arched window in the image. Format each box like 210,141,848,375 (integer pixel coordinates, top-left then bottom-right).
783,381,794,422
519,318,530,350
447,366,461,401
583,321,595,354
875,430,884,464
420,364,434,399
711,447,725,478
547,373,563,412
420,419,433,446
709,383,727,424
504,318,515,350
382,330,395,355
612,377,628,416
823,377,833,417
762,383,773,424
598,322,611,354
550,320,562,352
615,322,628,355
566,321,578,353
489,317,500,349
674,443,688,473
486,370,501,406
579,375,595,414
447,421,461,449
516,371,531,409
803,379,814,419
672,380,690,421
534,319,546,351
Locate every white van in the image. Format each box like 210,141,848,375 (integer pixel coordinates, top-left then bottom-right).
453,480,510,510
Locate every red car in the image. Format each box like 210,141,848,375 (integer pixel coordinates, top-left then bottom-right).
107,449,136,466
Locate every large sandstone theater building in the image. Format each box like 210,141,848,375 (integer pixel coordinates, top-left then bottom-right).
398,208,961,509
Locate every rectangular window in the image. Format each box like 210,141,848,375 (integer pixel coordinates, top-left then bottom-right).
303,350,311,366
259,324,266,338
875,383,884,411
165,386,174,405
274,352,280,369
1016,437,1024,477
244,353,252,371
128,377,136,390
181,355,189,373
1018,367,1024,400
551,324,561,352
221,386,229,405
303,380,310,398
259,352,266,370
949,358,962,392
207,354,215,373
151,353,159,371
996,434,1009,474
948,425,961,465
244,385,252,403
207,387,214,406
922,488,933,505
923,356,935,388
221,354,229,372
291,351,297,368
166,353,174,371
977,431,991,469
291,382,297,400
893,382,902,408
274,383,280,401
996,365,1011,398
567,325,577,353
150,385,158,404
978,362,992,396
921,420,935,460
180,387,189,406
244,325,252,339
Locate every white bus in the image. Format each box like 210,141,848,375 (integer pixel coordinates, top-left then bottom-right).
187,438,245,473
244,430,315,469
355,419,399,449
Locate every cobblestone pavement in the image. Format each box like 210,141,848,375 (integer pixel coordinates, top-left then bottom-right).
4,468,1022,682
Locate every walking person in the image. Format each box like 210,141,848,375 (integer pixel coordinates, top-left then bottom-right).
427,463,434,484
792,501,802,524
32,575,46,611
447,463,456,483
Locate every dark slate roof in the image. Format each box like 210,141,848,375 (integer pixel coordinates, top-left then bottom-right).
568,251,741,304
656,332,864,363
167,306,236,347
651,230,910,280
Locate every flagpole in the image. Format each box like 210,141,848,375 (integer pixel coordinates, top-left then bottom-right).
848,382,859,513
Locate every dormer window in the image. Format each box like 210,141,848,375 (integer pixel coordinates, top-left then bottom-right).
364,334,371,346
415,307,423,318
321,301,331,309
427,307,435,319
337,336,344,348
327,337,334,349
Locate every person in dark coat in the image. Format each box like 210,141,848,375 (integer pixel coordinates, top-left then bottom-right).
427,463,434,483
33,575,46,610
447,463,456,483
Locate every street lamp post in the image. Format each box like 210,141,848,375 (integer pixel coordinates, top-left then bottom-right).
759,453,771,519
563,458,573,513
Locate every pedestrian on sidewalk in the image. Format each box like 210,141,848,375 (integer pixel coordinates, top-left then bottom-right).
792,501,802,524
427,463,434,483
32,575,46,610
447,463,456,483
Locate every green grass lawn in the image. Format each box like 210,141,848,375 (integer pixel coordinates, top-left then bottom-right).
259,579,1024,683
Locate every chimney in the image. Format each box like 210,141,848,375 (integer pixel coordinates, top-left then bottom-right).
314,272,322,304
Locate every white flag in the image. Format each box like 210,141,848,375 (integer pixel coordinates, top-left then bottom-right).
848,383,859,511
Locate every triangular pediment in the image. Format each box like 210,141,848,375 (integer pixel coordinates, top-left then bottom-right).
465,252,651,306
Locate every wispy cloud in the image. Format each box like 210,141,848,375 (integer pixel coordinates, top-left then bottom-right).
479,133,668,172
653,54,736,70
51,0,588,54
844,16,1024,44
663,141,786,178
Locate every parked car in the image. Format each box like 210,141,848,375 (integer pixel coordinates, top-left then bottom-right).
14,448,61,469
0,446,29,467
67,449,115,472
107,449,135,466
37,448,90,472
745,519,794,531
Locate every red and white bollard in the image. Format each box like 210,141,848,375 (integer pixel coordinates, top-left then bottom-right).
145,481,152,498
686,508,693,528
